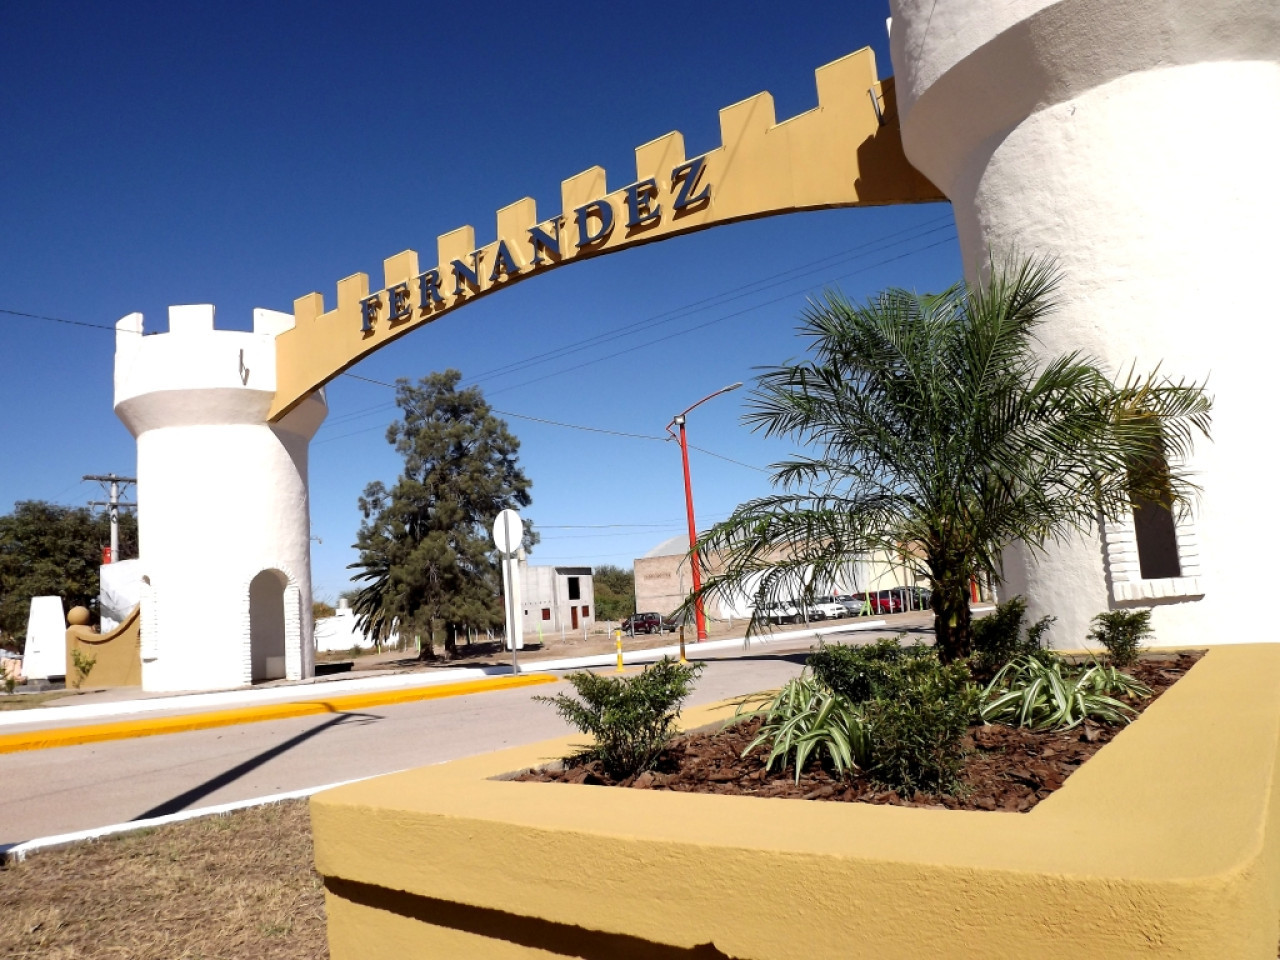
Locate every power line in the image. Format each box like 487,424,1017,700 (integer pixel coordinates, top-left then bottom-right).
464,217,955,386
538,521,722,529
319,373,668,445
485,235,957,398
0,307,132,333
536,529,684,541
685,444,770,473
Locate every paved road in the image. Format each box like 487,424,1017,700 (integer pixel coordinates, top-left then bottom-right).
0,646,818,846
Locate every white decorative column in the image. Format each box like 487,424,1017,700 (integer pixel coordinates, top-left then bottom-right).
889,0,1280,646
114,305,327,691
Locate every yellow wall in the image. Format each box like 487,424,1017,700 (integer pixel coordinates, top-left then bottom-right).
312,645,1280,958
65,606,141,688
270,49,943,420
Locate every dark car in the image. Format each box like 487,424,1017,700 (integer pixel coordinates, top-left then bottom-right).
662,609,694,633
890,586,932,612
620,612,664,635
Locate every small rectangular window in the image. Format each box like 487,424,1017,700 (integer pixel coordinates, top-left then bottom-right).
1133,495,1182,580
541,608,551,621
581,605,589,617
567,577,581,601
1129,446,1182,581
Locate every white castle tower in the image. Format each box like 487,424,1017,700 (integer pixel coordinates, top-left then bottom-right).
114,305,327,692
889,0,1280,645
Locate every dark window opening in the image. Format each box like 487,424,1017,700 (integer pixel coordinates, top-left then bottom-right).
1133,495,1182,579
581,605,589,618
1129,444,1182,581
567,577,581,601
541,608,551,621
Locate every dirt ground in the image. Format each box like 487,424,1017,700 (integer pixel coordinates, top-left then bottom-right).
0,801,325,960
517,653,1201,812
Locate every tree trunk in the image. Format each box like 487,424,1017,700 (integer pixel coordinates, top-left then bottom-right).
443,619,457,656
932,576,974,664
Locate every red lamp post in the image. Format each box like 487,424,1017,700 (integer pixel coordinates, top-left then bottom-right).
666,382,743,641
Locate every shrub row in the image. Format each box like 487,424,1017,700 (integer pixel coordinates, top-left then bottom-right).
539,599,1155,796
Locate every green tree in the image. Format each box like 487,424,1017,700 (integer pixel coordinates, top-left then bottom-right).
591,564,635,621
0,501,138,646
348,371,536,658
693,257,1211,663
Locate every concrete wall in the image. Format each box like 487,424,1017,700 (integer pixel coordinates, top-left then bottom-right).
635,551,916,619
890,0,1280,647
114,305,326,692
313,646,1280,958
520,565,594,636
314,601,379,653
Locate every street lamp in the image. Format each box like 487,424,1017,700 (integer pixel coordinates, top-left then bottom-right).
665,382,743,642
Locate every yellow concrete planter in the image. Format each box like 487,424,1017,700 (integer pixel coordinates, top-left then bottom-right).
311,645,1280,959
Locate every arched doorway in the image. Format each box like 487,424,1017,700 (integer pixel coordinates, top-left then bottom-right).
249,569,288,682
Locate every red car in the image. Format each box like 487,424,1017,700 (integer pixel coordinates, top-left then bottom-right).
620,612,664,635
850,591,904,615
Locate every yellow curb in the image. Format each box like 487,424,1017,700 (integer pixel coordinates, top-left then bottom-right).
0,672,559,755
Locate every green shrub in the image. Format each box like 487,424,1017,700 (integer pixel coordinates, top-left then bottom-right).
979,656,1150,730
70,648,96,690
736,677,870,783
807,637,939,704
970,595,1056,676
748,640,979,796
537,657,703,780
1086,609,1152,667
862,659,979,795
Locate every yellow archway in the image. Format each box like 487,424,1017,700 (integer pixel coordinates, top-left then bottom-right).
268,47,942,421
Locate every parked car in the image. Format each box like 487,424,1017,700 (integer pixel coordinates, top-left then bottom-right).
759,600,802,624
620,612,664,635
850,591,903,615
813,596,853,619
661,610,694,633
831,593,868,616
890,586,932,611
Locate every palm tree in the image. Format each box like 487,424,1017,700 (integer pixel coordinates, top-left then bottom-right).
693,257,1212,663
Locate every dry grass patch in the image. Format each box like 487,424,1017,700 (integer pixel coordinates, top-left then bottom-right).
0,800,326,959
0,691,77,712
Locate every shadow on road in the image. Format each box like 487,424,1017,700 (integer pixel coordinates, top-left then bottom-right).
132,711,380,820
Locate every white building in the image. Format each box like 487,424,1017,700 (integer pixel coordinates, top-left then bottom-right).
314,598,384,653
633,536,918,619
519,564,595,638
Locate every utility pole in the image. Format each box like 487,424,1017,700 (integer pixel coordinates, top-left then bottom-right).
85,473,137,563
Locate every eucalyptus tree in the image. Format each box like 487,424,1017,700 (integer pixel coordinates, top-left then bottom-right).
348,370,536,658
694,257,1211,663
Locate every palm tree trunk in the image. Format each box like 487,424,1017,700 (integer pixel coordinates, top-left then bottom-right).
932,576,974,664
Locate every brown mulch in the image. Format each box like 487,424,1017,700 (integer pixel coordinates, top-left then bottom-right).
515,652,1203,813
0,800,326,960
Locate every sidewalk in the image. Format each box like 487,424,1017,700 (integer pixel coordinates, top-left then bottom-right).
0,617,903,751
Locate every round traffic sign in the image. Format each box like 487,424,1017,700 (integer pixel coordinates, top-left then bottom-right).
492,508,524,555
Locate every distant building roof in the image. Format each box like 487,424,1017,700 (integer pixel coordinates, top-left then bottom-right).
642,536,689,559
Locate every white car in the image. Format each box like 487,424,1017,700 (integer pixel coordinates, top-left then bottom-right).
811,598,849,620
760,601,802,624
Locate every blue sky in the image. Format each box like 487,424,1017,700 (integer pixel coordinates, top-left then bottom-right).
0,1,961,602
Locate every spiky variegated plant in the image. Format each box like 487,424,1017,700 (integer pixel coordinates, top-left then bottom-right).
692,257,1211,663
